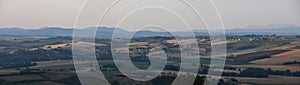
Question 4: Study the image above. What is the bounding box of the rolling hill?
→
[0,26,299,38]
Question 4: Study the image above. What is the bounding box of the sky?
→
[0,0,299,31]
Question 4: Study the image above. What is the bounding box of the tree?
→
[239,68,268,78]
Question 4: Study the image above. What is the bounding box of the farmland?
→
[0,35,299,85]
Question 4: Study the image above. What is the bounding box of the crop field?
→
[236,75,300,85]
[0,35,300,85]
[230,65,300,71]
[0,74,44,82]
[251,50,300,65]
[31,60,73,68]
[234,50,290,62]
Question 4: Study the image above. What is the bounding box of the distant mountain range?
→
[225,26,300,35]
[0,26,299,38]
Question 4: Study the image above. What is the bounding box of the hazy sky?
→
[0,0,299,30]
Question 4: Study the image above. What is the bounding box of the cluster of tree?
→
[224,66,240,71]
[54,76,81,85]
[198,69,240,77]
[295,46,300,49]
[145,74,206,85]
[283,61,300,65]
[198,68,268,78]
[221,72,239,77]
[239,68,268,77]
[239,68,300,77]
[164,65,179,71]
[219,78,239,85]
[265,68,300,77]
[0,48,72,69]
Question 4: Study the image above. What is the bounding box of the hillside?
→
[1,26,300,38]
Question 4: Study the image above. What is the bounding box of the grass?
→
[227,40,293,53]
[225,60,249,65]
[258,40,293,50]
[0,74,44,82]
